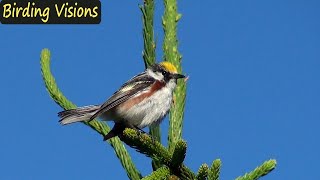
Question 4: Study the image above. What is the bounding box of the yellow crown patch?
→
[160,62,178,74]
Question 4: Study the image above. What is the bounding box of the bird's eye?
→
[162,71,168,76]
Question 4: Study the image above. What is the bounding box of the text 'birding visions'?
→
[0,0,101,24]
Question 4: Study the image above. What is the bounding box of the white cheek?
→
[147,69,163,80]
[167,79,177,91]
[156,72,164,80]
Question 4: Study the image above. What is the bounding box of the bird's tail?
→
[58,105,101,125]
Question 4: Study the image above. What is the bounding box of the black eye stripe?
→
[150,64,170,76]
[162,70,168,76]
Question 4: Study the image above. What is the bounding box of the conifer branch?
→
[171,140,187,168]
[168,175,180,180]
[208,159,221,180]
[142,166,171,180]
[162,0,187,154]
[196,164,209,180]
[235,159,277,180]
[40,49,142,180]
[120,128,195,179]
[140,0,156,68]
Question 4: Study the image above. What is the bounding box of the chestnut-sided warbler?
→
[58,62,185,140]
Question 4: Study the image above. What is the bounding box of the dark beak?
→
[172,73,185,79]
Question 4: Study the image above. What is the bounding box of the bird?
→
[58,62,185,141]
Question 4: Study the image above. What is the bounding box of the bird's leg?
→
[133,125,148,134]
[134,125,159,144]
[132,125,161,144]
[120,123,144,137]
[130,125,146,138]
[131,125,155,142]
[102,122,160,143]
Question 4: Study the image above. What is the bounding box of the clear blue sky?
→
[1,0,319,179]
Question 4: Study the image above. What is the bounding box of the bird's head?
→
[148,62,185,82]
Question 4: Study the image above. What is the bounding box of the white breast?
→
[116,80,176,128]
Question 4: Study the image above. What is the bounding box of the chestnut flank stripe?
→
[119,81,165,110]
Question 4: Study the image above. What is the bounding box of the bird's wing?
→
[89,72,155,120]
